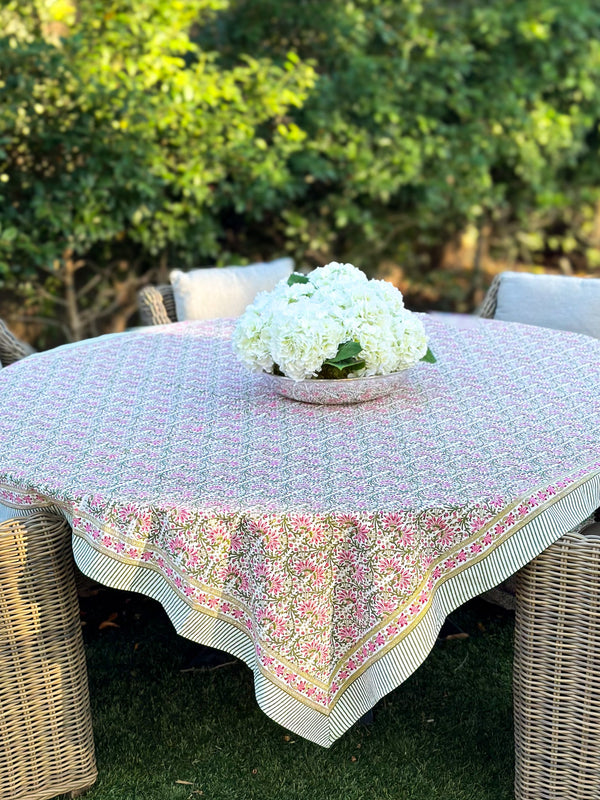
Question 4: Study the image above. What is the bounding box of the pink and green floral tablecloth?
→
[0,316,599,746]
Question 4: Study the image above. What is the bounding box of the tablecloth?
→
[0,316,599,746]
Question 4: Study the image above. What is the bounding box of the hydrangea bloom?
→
[233,262,428,381]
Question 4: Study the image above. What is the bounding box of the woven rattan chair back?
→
[0,319,34,368]
[476,274,501,319]
[137,285,178,326]
[477,272,600,798]
[0,513,97,799]
[477,272,600,335]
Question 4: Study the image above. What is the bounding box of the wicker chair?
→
[514,519,600,800]
[0,318,34,368]
[476,271,600,798]
[477,270,600,336]
[476,272,502,319]
[0,326,98,797]
[0,513,97,799]
[137,258,295,325]
[137,285,178,326]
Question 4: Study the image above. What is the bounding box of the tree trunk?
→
[62,251,84,342]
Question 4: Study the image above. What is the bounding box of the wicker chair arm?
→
[0,318,35,368]
[137,285,178,325]
[476,274,501,318]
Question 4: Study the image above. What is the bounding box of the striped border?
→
[68,469,600,747]
[0,501,63,523]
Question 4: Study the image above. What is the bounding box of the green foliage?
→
[1,0,600,341]
[208,0,600,274]
[0,0,315,339]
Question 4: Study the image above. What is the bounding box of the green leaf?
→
[321,357,366,373]
[421,347,437,363]
[320,340,365,376]
[287,273,309,285]
[329,340,362,362]
[0,227,17,243]
[317,358,366,379]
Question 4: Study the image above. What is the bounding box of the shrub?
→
[2,0,600,342]
[0,0,315,341]
[207,0,600,290]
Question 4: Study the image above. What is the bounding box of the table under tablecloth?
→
[0,316,599,746]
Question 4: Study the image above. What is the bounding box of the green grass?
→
[67,591,515,800]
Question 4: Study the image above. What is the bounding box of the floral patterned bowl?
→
[260,370,410,405]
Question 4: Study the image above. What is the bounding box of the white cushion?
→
[170,258,294,321]
[494,271,600,339]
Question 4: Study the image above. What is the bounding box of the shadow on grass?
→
[67,590,514,800]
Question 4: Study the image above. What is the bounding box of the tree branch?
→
[36,287,68,307]
[12,314,73,341]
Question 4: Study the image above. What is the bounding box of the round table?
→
[0,316,599,747]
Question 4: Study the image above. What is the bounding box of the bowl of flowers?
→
[232,262,434,404]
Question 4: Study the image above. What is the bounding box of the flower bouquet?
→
[233,262,433,404]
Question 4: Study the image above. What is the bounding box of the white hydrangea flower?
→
[231,307,274,373]
[308,262,368,291]
[232,262,429,381]
[284,281,316,302]
[391,311,428,368]
[264,299,347,380]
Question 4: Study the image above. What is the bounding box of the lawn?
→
[62,589,515,800]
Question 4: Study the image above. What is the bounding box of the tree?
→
[203,0,600,299]
[0,0,315,341]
